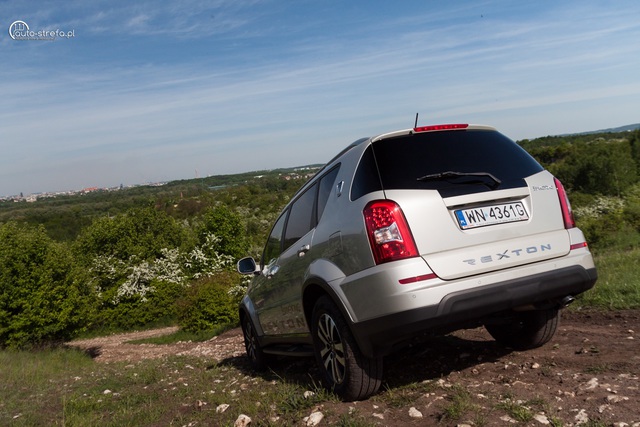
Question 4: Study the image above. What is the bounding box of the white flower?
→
[93,231,236,304]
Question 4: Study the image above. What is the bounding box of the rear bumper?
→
[349,265,597,358]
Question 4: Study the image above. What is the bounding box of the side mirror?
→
[237,257,259,275]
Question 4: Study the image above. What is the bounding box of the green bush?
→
[198,205,249,259]
[549,139,637,196]
[90,280,184,331]
[623,184,640,231]
[0,222,90,348]
[574,196,626,247]
[176,271,240,332]
[74,206,192,264]
[68,204,240,333]
[72,207,200,332]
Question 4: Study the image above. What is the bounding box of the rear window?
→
[356,129,543,198]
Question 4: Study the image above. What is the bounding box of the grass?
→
[495,398,534,422]
[0,348,353,426]
[439,385,478,421]
[584,363,613,374]
[575,247,640,309]
[0,347,95,425]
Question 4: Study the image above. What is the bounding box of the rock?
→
[303,391,315,399]
[234,414,251,427]
[436,378,452,388]
[606,394,629,403]
[216,403,230,413]
[574,409,589,425]
[580,378,599,391]
[305,411,324,426]
[408,407,423,418]
[534,413,550,424]
[500,415,517,423]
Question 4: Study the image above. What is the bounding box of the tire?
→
[485,308,560,350]
[241,314,268,371]
[311,296,382,401]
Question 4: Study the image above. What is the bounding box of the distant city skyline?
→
[1,1,639,197]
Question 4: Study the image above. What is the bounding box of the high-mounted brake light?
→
[554,177,576,229]
[363,200,418,264]
[413,124,469,133]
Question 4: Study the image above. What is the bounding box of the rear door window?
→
[283,183,317,250]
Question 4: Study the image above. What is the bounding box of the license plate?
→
[455,202,529,230]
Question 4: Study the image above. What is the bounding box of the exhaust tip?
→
[559,296,575,308]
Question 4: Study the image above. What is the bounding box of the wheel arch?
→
[302,278,370,356]
[238,295,265,337]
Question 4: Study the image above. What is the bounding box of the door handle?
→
[266,264,280,278]
[297,244,310,257]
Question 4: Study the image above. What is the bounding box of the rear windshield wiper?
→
[417,171,502,189]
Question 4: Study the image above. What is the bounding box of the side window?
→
[317,165,340,221]
[262,212,287,267]
[283,183,317,250]
[351,146,382,200]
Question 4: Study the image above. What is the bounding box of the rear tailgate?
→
[387,171,570,280]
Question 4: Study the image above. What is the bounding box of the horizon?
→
[3,121,640,199]
[2,1,640,197]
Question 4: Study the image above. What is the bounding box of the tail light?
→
[554,177,575,229]
[363,200,418,264]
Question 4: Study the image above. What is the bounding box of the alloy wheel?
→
[317,313,346,384]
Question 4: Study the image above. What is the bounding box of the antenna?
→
[414,113,419,128]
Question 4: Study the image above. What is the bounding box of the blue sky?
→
[1,1,639,197]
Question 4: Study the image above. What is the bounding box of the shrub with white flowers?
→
[90,232,234,304]
[574,196,625,220]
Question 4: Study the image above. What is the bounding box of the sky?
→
[1,1,639,197]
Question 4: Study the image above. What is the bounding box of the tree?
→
[552,139,637,196]
[630,129,640,174]
[74,206,191,263]
[198,205,249,260]
[0,222,90,348]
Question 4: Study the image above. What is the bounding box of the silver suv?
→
[237,123,597,401]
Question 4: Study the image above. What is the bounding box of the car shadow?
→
[215,331,513,393]
[381,333,512,389]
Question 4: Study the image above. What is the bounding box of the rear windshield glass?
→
[369,129,543,198]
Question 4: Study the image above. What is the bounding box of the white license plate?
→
[455,202,529,230]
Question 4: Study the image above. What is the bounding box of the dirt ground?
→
[68,309,640,426]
